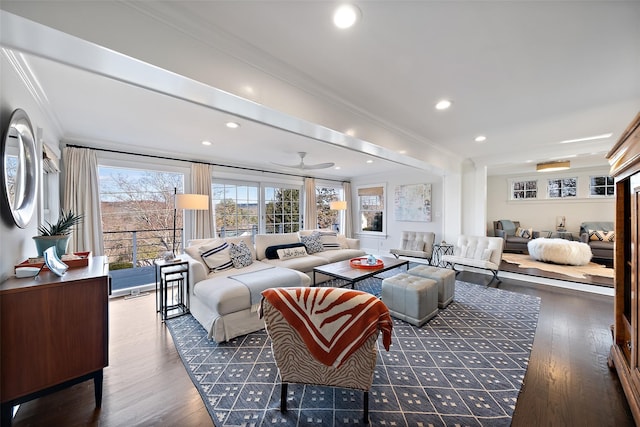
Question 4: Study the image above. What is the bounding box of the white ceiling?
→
[1,1,639,179]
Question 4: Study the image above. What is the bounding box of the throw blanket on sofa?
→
[261,287,392,368]
[230,267,303,312]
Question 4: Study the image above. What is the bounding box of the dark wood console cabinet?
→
[607,112,640,424]
[0,256,109,426]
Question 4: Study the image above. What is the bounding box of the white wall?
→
[0,53,62,282]
[351,168,445,255]
[486,166,614,236]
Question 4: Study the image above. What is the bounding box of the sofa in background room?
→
[579,221,614,263]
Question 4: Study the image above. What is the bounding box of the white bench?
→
[441,235,504,285]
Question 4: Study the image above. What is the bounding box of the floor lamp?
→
[329,200,347,232]
[173,189,210,257]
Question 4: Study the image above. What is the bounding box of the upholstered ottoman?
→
[381,273,438,327]
[527,238,592,266]
[406,265,455,308]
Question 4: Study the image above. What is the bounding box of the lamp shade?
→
[329,200,347,210]
[175,193,209,210]
[536,160,570,172]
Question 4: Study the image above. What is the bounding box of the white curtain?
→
[62,146,104,255]
[343,181,353,238]
[304,177,317,230]
[190,163,214,240]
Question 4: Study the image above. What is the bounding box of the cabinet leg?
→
[94,370,103,408]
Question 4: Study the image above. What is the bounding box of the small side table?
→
[155,259,189,321]
[431,243,454,268]
[553,231,574,241]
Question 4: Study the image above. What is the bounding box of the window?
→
[212,182,259,238]
[548,177,577,198]
[357,184,385,233]
[589,175,614,196]
[511,180,538,199]
[316,185,343,232]
[264,185,301,233]
[98,166,184,293]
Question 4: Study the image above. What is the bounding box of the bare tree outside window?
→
[99,167,184,269]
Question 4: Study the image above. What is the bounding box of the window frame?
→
[356,183,386,235]
[588,175,614,198]
[547,177,578,199]
[510,179,538,200]
[263,183,302,234]
[212,180,260,238]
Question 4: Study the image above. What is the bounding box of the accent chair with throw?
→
[260,287,392,424]
[494,220,543,253]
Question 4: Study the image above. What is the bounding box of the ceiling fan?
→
[271,152,335,170]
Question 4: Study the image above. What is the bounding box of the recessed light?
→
[366,159,373,164]
[226,122,240,129]
[335,166,341,170]
[474,135,487,143]
[201,140,212,146]
[560,133,612,144]
[398,150,407,154]
[333,4,360,29]
[435,99,452,110]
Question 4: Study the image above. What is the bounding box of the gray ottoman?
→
[381,273,438,327]
[407,265,455,308]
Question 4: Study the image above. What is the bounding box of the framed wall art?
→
[393,183,431,222]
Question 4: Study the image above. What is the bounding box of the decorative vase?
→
[33,235,70,257]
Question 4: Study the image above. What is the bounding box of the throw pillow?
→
[200,239,233,272]
[319,230,340,250]
[277,246,308,260]
[300,232,324,254]
[265,243,306,259]
[229,241,253,269]
[336,234,349,249]
[515,227,533,239]
[589,229,615,242]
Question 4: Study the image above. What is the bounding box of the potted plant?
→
[33,210,84,257]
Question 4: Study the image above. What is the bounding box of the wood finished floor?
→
[9,272,634,427]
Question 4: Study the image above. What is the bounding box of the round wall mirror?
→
[1,108,38,228]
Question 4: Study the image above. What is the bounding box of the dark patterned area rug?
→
[166,273,540,426]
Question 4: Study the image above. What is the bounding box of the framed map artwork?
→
[393,183,431,222]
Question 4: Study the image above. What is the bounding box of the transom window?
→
[548,177,577,198]
[511,180,538,200]
[589,175,614,197]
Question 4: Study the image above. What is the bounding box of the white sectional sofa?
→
[181,231,365,343]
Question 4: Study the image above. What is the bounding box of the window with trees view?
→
[212,182,259,238]
[99,167,184,269]
[316,186,343,232]
[548,177,577,198]
[589,175,614,197]
[264,186,301,233]
[511,180,538,199]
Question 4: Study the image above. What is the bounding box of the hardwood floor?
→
[9,273,634,426]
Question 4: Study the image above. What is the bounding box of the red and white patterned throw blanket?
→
[261,287,392,368]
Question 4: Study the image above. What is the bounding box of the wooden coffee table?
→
[313,256,409,288]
